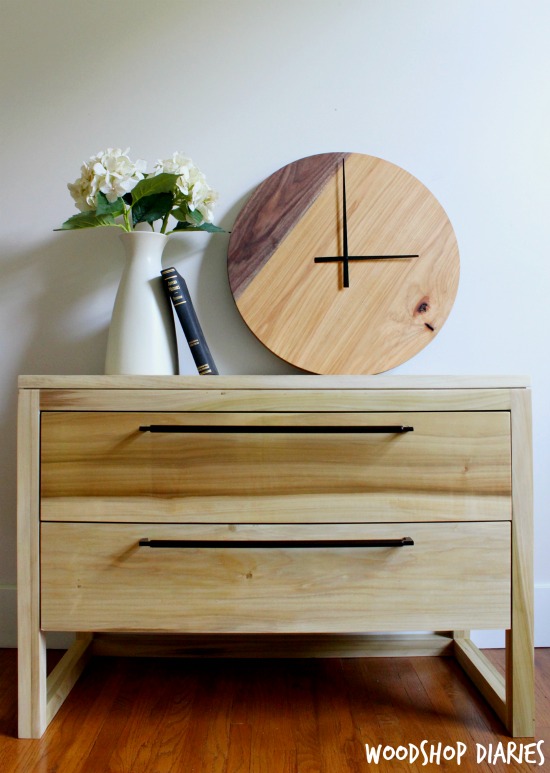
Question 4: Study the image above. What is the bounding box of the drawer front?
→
[41,522,511,633]
[40,411,511,523]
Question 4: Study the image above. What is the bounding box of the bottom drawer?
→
[40,522,510,633]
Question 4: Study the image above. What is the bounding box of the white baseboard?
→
[0,586,74,649]
[0,586,16,648]
[472,583,550,649]
[2,584,549,650]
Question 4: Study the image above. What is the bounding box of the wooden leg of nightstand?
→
[452,627,534,737]
[46,633,93,727]
[455,388,535,738]
[453,636,506,726]
[17,628,47,738]
[507,388,535,737]
[452,630,469,639]
[17,388,47,738]
[506,627,535,737]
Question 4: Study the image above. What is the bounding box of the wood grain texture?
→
[227,153,460,374]
[16,389,46,739]
[90,632,455,658]
[508,388,535,736]
[1,649,548,773]
[40,410,511,523]
[228,153,349,297]
[454,637,506,726]
[16,377,533,739]
[19,374,530,390]
[37,386,516,412]
[46,634,93,727]
[40,521,511,633]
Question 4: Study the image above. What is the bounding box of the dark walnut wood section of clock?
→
[227,152,460,374]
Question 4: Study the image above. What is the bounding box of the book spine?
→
[161,267,219,375]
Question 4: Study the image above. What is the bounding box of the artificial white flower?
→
[67,161,100,212]
[188,172,219,224]
[67,148,146,211]
[154,151,218,225]
[93,148,146,203]
[61,147,221,233]
[154,151,194,194]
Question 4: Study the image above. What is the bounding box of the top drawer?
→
[40,411,511,523]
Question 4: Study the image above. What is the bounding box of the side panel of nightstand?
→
[17,388,92,739]
[17,388,46,738]
[508,388,535,736]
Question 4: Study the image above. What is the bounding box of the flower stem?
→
[122,206,132,232]
[160,212,171,235]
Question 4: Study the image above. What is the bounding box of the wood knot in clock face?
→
[227,152,460,374]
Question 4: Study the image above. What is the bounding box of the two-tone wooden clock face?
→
[227,152,460,374]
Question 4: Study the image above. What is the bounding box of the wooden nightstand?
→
[17,375,534,738]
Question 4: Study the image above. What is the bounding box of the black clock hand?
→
[314,254,419,262]
[341,158,350,288]
[314,157,419,281]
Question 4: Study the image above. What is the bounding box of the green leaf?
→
[96,191,125,218]
[132,192,174,226]
[129,173,179,206]
[172,220,225,233]
[54,212,124,230]
[171,206,196,223]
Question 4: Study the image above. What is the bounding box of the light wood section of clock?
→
[232,153,459,374]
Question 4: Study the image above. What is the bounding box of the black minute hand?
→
[341,158,350,288]
[313,157,420,284]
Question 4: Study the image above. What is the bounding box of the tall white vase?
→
[105,231,179,375]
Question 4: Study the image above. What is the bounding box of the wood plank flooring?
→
[0,648,548,772]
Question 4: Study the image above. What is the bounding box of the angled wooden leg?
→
[454,636,506,726]
[454,388,534,737]
[46,633,93,727]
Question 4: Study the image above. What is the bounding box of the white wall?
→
[1,1,548,647]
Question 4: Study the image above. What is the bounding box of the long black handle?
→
[139,425,414,434]
[138,537,414,549]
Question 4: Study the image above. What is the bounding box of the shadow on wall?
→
[3,228,124,379]
[0,227,123,602]
[0,196,299,600]
[192,191,302,377]
[3,189,301,390]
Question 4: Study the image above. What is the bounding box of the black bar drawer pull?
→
[138,537,414,549]
[139,425,414,434]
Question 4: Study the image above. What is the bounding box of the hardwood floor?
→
[0,648,548,772]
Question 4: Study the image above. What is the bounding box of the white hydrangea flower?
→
[67,148,146,211]
[154,151,218,224]
[154,151,194,195]
[67,161,99,212]
[188,170,219,224]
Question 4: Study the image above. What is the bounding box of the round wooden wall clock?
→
[227,152,460,374]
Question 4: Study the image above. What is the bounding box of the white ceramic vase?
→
[104,231,179,375]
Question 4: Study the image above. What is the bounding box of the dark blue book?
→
[161,267,219,375]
